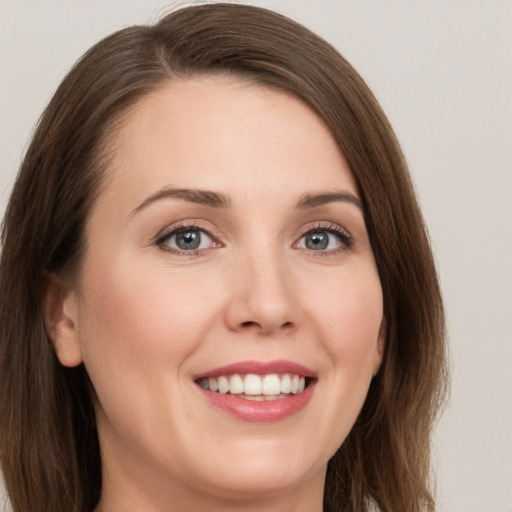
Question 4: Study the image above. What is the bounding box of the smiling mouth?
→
[196,373,311,401]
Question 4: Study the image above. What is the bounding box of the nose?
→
[224,246,299,336]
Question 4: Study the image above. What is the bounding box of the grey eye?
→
[162,228,214,251]
[177,230,202,250]
[297,230,343,251]
[304,232,329,250]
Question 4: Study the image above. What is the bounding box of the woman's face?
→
[53,77,384,509]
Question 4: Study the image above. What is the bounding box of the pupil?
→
[306,232,328,250]
[177,230,200,250]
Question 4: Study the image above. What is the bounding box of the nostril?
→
[240,320,295,334]
[240,321,259,329]
[238,320,295,332]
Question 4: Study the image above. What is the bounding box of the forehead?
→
[99,76,358,208]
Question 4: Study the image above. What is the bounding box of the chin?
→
[205,469,314,501]
[193,445,326,500]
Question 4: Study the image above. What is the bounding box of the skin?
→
[47,77,385,512]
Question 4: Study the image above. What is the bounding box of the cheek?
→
[307,267,383,373]
[75,259,220,391]
[74,259,225,453]
[291,265,383,457]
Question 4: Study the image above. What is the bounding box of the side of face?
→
[46,76,384,507]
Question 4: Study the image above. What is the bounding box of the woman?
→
[0,3,447,511]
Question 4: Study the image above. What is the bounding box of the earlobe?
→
[372,318,386,376]
[43,274,83,367]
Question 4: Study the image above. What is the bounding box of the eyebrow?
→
[295,191,364,211]
[131,187,232,216]
[131,187,363,217]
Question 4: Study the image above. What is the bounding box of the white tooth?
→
[280,373,292,393]
[291,375,299,394]
[229,374,244,394]
[208,377,219,392]
[244,395,265,401]
[265,394,279,400]
[199,378,209,389]
[262,374,280,395]
[244,374,262,395]
[218,376,229,394]
[298,376,306,393]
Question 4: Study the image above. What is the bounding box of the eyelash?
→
[155,222,353,256]
[295,222,354,257]
[156,222,219,256]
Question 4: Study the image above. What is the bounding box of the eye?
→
[296,226,352,252]
[158,225,216,252]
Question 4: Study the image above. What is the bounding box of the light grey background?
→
[1,1,511,511]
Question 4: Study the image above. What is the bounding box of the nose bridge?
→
[225,238,298,335]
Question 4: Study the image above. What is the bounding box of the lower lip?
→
[197,381,316,422]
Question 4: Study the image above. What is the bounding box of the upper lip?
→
[194,360,317,380]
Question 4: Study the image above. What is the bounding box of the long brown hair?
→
[0,3,447,511]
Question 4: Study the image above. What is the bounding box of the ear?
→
[43,274,83,367]
[372,317,386,377]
